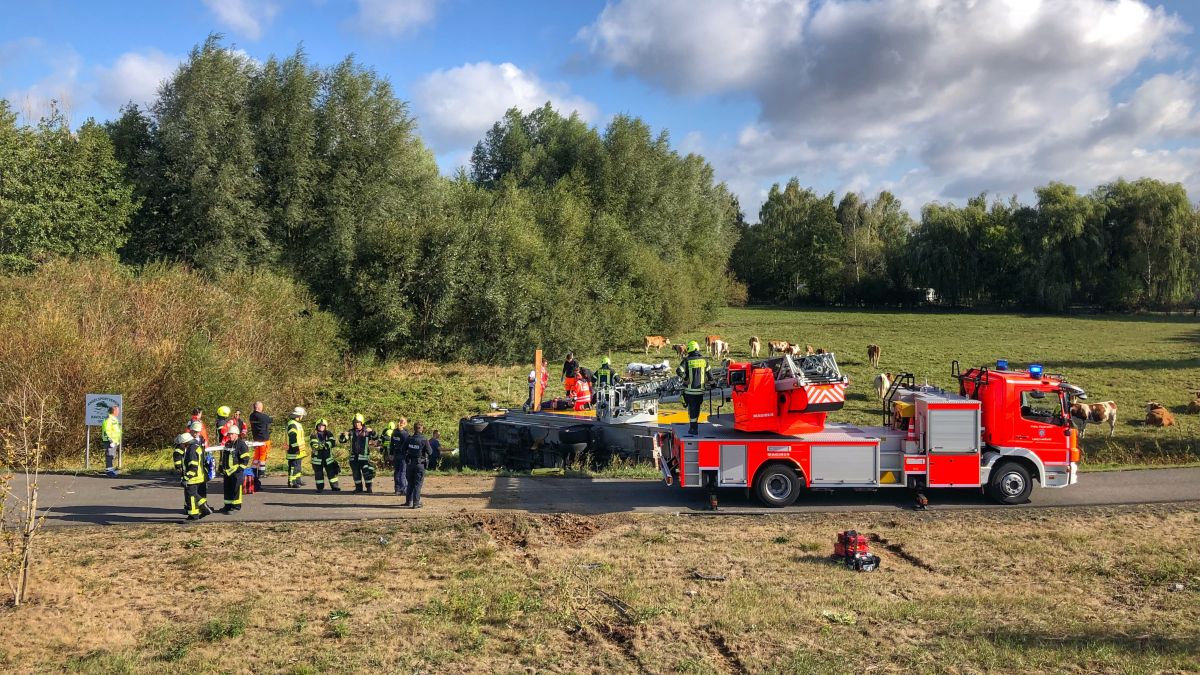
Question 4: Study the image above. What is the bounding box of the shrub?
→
[0,258,342,462]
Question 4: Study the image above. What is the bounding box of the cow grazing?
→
[784,344,803,356]
[1068,400,1118,438]
[673,343,687,357]
[768,340,790,356]
[749,336,761,358]
[867,344,881,368]
[710,339,730,360]
[1145,402,1175,428]
[705,335,721,352]
[873,372,893,400]
[643,335,671,354]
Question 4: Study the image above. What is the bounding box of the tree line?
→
[732,178,1200,312]
[0,35,739,361]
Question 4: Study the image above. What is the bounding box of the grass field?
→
[3,504,1197,673]
[106,307,1200,473]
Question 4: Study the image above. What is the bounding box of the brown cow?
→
[643,335,671,354]
[748,336,761,358]
[867,344,881,368]
[673,343,687,357]
[704,335,721,351]
[784,344,803,356]
[1145,402,1175,428]
[768,340,790,356]
[873,372,893,400]
[1070,400,1117,438]
[814,347,826,355]
[1187,395,1200,414]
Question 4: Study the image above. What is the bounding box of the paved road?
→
[10,467,1199,527]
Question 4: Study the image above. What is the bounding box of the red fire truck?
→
[655,354,1084,507]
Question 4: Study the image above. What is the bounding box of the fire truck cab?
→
[657,355,1083,507]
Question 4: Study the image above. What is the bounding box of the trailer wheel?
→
[754,464,801,508]
[986,461,1032,505]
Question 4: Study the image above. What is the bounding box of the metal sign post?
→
[534,349,543,410]
[84,394,123,470]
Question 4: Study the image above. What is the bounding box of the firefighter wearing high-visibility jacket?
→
[181,432,213,520]
[595,358,618,387]
[286,407,308,488]
[309,419,341,493]
[219,426,251,513]
[677,341,711,435]
[340,414,377,493]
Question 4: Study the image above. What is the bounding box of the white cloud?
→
[3,41,82,124]
[348,0,437,37]
[411,61,598,151]
[94,49,177,110]
[202,0,279,40]
[582,0,1200,215]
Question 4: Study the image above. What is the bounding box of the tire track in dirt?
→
[703,625,749,675]
[868,533,935,572]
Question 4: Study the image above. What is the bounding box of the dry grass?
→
[2,504,1198,673]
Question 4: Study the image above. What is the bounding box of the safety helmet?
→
[189,421,203,433]
[292,406,306,418]
[226,426,240,436]
[603,357,611,365]
[386,421,396,430]
[528,370,536,380]
[353,413,365,424]
[687,340,699,352]
[217,405,231,417]
[175,433,193,445]
[316,418,328,428]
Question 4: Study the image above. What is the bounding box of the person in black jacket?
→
[309,419,341,493]
[403,421,433,508]
[339,414,377,493]
[218,426,251,513]
[248,402,272,490]
[390,417,410,496]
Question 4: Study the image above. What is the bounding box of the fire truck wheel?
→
[986,461,1033,505]
[754,464,801,508]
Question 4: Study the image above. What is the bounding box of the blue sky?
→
[3,0,1200,218]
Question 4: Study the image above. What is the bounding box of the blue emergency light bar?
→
[996,359,1008,371]
[1029,364,1044,378]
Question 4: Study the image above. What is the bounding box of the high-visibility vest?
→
[573,379,592,410]
[101,414,122,445]
[183,442,206,485]
[680,353,709,394]
[287,419,307,459]
[596,365,614,386]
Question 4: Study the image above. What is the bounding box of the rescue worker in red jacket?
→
[218,425,251,513]
[188,408,209,447]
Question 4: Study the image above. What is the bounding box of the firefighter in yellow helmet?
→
[676,340,711,435]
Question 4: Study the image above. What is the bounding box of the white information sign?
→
[85,394,123,426]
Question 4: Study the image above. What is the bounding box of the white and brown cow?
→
[1069,400,1117,438]
[768,340,790,356]
[873,372,893,400]
[749,336,761,358]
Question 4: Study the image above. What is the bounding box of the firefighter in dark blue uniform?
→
[218,426,251,513]
[677,340,711,435]
[309,419,341,493]
[340,414,377,493]
[403,422,432,508]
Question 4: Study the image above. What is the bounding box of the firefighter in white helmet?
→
[285,407,307,488]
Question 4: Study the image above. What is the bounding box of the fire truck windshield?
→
[1020,389,1065,424]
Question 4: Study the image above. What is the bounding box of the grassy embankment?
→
[114,307,1200,475]
[3,504,1197,673]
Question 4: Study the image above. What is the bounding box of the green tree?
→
[153,34,268,267]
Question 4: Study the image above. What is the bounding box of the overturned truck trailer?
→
[458,369,732,470]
